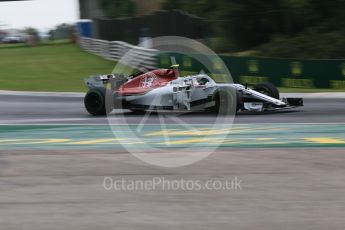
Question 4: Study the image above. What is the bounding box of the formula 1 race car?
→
[84,65,303,116]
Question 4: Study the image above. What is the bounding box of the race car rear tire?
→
[253,82,279,99]
[84,88,111,116]
[213,88,238,115]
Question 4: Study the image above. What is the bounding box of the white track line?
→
[282,92,345,99]
[0,90,84,97]
[1,122,345,126]
[1,90,345,98]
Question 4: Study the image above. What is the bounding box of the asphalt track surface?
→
[0,91,344,124]
[1,91,345,230]
[1,148,345,230]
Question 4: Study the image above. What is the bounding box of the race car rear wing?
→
[85,74,127,90]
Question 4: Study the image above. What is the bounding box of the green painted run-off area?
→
[0,124,345,149]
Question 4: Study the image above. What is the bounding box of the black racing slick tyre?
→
[213,88,238,115]
[84,88,112,116]
[253,82,280,99]
[130,109,146,114]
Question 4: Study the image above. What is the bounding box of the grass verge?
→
[0,42,115,92]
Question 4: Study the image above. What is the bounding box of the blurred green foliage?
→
[23,27,39,37]
[257,30,345,58]
[48,24,74,40]
[101,0,135,18]
[162,0,345,58]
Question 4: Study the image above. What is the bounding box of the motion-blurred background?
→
[77,0,345,58]
[1,0,345,91]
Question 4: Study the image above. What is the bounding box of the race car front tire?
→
[213,88,238,115]
[253,82,280,99]
[84,88,112,116]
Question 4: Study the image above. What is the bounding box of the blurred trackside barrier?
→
[77,37,345,89]
[78,37,158,69]
[158,53,345,89]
